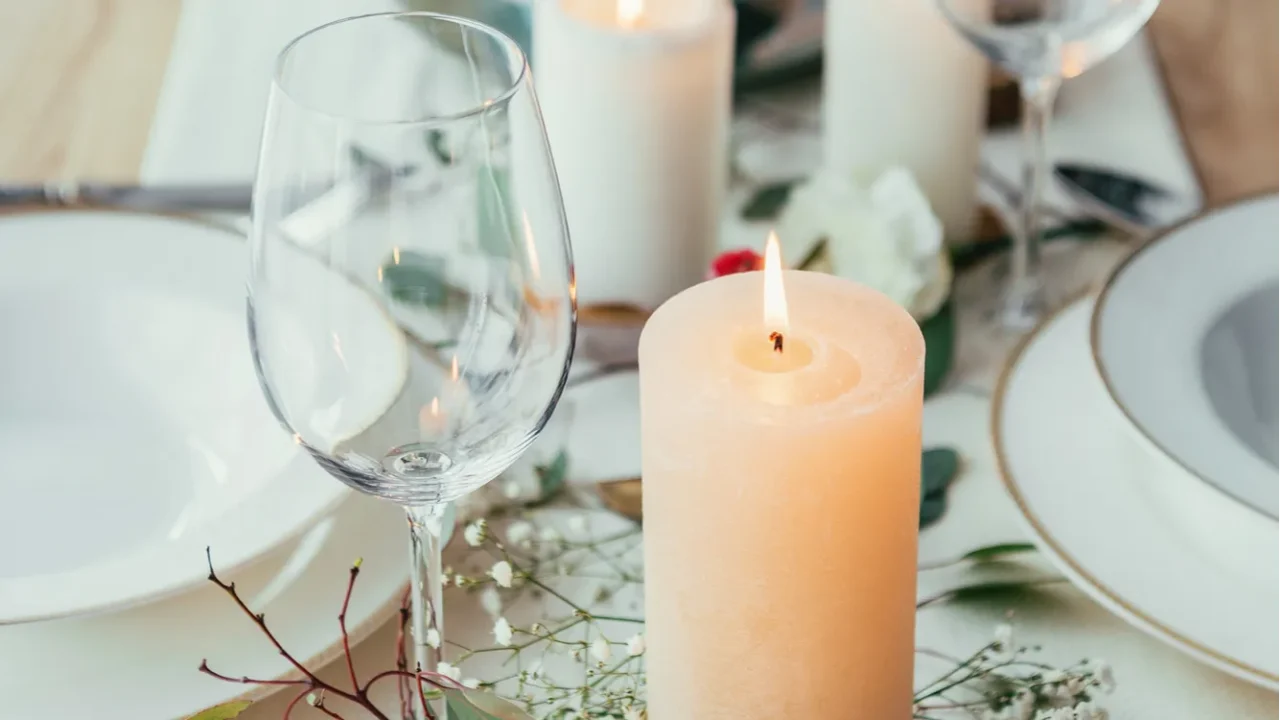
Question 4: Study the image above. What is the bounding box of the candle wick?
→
[770,331,784,354]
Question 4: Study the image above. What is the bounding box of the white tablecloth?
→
[142,2,1274,718]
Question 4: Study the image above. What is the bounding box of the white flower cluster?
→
[775,167,952,320]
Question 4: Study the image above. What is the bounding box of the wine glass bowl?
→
[935,0,1160,329]
[939,0,1160,80]
[246,12,575,714]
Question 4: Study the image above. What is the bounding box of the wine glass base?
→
[384,443,454,478]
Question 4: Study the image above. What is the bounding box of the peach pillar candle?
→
[639,236,925,718]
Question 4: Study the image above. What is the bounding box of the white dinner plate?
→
[1092,194,1279,520]
[0,491,407,720]
[0,209,401,623]
[994,295,1279,689]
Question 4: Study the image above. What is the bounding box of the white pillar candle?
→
[822,0,988,242]
[640,235,925,717]
[534,0,735,310]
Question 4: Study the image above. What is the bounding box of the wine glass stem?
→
[406,503,448,720]
[1006,74,1062,329]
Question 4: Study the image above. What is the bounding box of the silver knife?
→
[0,180,254,212]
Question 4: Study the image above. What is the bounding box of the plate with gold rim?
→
[993,295,1279,689]
[0,491,407,720]
[0,209,404,623]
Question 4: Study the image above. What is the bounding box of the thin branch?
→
[197,659,307,687]
[282,689,313,720]
[338,562,361,693]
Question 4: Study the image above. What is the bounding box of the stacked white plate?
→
[994,194,1280,689]
[0,210,409,719]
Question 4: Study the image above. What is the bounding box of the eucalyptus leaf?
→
[962,542,1036,562]
[185,701,252,720]
[920,300,954,397]
[381,251,469,308]
[795,237,828,271]
[740,180,797,220]
[427,129,451,164]
[477,166,518,259]
[448,688,536,719]
[531,450,569,505]
[919,494,948,529]
[917,578,1067,610]
[921,447,960,497]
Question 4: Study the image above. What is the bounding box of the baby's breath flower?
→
[503,480,523,500]
[1071,701,1106,720]
[1065,676,1087,697]
[1009,690,1035,720]
[464,519,488,547]
[538,526,562,544]
[590,637,612,664]
[490,560,514,588]
[993,622,1015,659]
[425,627,441,649]
[1090,659,1116,693]
[493,616,513,646]
[507,520,535,547]
[437,662,461,682]
[626,633,646,656]
[479,586,503,617]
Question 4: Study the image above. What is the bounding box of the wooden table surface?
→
[0,0,180,182]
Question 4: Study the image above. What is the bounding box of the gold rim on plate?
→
[1089,193,1279,522]
[992,291,1278,687]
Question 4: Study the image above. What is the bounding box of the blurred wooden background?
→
[0,0,1275,203]
[0,1,179,181]
[1150,0,1280,206]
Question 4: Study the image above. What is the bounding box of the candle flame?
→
[763,231,789,334]
[450,356,460,383]
[618,0,642,27]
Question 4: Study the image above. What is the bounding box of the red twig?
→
[395,587,413,719]
[197,659,306,687]
[282,689,312,719]
[339,562,361,692]
[417,674,431,719]
[201,548,394,720]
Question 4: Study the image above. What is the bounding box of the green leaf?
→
[961,542,1037,562]
[920,300,954,397]
[917,578,1067,609]
[446,688,535,719]
[427,129,451,165]
[919,494,948,528]
[795,237,829,271]
[532,450,569,504]
[185,701,252,720]
[740,180,798,220]
[381,251,469,308]
[921,447,960,497]
[476,166,517,259]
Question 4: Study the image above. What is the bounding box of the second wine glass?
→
[937,0,1160,329]
[247,11,575,716]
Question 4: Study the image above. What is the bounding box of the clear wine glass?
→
[936,0,1160,329]
[247,12,575,716]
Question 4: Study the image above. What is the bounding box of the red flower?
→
[707,248,765,279]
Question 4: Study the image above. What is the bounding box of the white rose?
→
[775,167,951,320]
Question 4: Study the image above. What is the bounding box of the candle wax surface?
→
[558,0,717,32]
[639,269,925,718]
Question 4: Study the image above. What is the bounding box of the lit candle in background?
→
[533,0,735,311]
[639,237,925,718]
